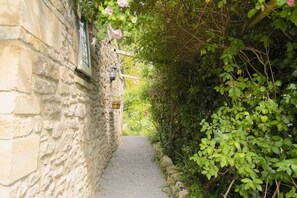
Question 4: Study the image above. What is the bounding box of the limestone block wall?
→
[0,0,124,197]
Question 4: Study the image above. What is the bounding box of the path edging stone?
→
[152,142,190,198]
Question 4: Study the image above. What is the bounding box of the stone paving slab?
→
[97,136,167,198]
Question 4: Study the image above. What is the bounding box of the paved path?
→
[97,136,167,198]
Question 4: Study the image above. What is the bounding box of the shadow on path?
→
[97,136,167,198]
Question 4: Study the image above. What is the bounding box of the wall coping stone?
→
[41,0,72,29]
[0,26,21,40]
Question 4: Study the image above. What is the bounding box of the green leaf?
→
[260,115,268,123]
[118,13,126,22]
[241,178,252,183]
[131,17,137,24]
[259,36,270,48]
[218,1,224,8]
[248,8,257,18]
[220,156,227,167]
[284,138,292,146]
[98,6,104,12]
[220,72,233,81]
[276,0,287,6]
[271,120,279,125]
[291,164,297,175]
[277,123,283,131]
[272,147,280,154]
[290,9,297,26]
[254,179,263,184]
[256,184,263,191]
[234,142,241,151]
[286,187,297,198]
[259,86,266,92]
[97,31,107,40]
[275,80,282,87]
[275,140,283,147]
[228,87,242,99]
[200,48,207,56]
[287,167,292,175]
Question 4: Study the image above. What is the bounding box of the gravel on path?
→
[97,136,167,198]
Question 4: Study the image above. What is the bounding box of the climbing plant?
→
[79,0,138,39]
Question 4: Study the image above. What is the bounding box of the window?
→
[77,18,91,77]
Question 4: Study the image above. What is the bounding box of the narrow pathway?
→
[97,136,167,198]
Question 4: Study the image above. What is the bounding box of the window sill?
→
[74,75,93,90]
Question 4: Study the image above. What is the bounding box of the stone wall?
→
[0,0,124,197]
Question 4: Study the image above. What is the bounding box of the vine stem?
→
[264,179,268,198]
[265,48,276,99]
[218,168,231,176]
[223,179,235,198]
[272,180,281,198]
[291,177,297,189]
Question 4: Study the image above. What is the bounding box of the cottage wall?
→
[0,0,123,197]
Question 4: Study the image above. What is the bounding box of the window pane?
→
[80,21,90,68]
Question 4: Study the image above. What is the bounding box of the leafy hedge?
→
[80,0,297,196]
[132,0,297,197]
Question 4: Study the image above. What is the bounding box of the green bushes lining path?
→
[80,0,297,197]
[135,1,297,197]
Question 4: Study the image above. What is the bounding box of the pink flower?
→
[288,0,295,6]
[117,0,129,8]
[111,29,123,39]
[105,7,113,15]
[91,37,97,46]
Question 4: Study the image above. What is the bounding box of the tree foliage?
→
[130,0,297,197]
[80,0,297,196]
[122,57,155,136]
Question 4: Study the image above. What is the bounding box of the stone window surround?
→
[43,0,94,87]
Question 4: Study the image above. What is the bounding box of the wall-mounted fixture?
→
[112,100,121,109]
[110,65,117,82]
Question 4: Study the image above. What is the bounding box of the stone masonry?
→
[0,0,124,197]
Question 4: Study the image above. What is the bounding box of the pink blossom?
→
[91,37,97,46]
[288,0,295,6]
[117,0,129,8]
[111,29,123,39]
[105,7,113,15]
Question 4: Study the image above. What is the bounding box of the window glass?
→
[77,19,91,77]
